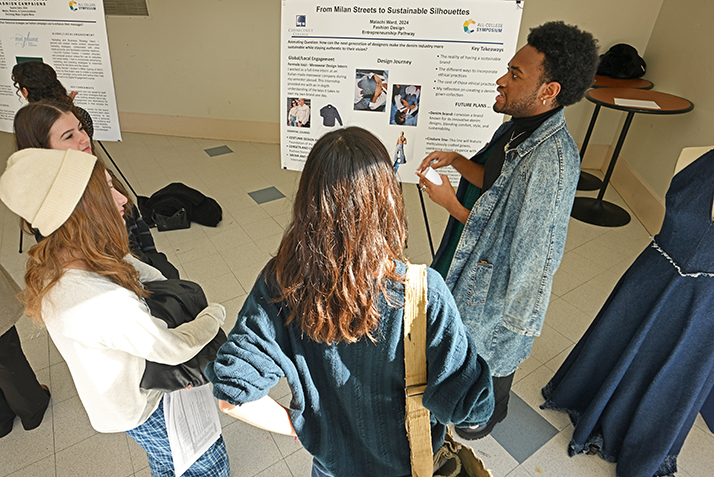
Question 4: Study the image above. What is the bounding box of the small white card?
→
[614,98,661,109]
[423,166,443,185]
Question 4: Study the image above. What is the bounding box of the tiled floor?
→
[0,129,712,476]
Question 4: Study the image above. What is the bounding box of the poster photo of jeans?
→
[353,69,388,112]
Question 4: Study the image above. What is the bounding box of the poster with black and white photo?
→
[0,1,121,141]
[281,0,523,184]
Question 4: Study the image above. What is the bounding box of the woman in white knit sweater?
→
[0,148,229,476]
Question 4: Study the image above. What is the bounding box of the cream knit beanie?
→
[0,148,97,236]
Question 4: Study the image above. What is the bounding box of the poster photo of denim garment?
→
[393,143,406,172]
[319,104,343,127]
[541,149,714,477]
[353,70,387,112]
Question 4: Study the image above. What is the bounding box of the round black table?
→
[578,75,654,191]
[571,87,693,227]
[592,75,654,89]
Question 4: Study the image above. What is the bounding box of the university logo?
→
[463,19,475,33]
[69,1,78,10]
[296,15,306,27]
[14,33,39,48]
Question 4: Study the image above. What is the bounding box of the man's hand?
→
[372,75,384,103]
[416,170,470,225]
[419,150,484,189]
[419,150,465,173]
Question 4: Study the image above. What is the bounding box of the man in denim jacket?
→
[417,22,599,440]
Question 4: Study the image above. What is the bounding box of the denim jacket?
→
[445,109,579,376]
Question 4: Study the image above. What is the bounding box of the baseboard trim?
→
[577,142,665,234]
[579,143,611,170]
[608,157,665,235]
[117,112,280,144]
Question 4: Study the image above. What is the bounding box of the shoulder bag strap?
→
[404,263,433,477]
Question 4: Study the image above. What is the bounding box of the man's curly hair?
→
[528,21,599,107]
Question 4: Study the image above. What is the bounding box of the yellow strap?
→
[404,264,432,477]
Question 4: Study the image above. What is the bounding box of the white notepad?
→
[614,98,661,109]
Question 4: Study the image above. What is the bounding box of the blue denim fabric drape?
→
[542,149,714,477]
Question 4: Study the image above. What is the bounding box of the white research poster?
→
[281,0,523,184]
[0,1,121,141]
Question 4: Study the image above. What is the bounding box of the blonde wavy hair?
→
[20,162,147,321]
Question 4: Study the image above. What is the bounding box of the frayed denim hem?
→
[540,382,678,477]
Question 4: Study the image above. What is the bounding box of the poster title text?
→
[315,6,470,15]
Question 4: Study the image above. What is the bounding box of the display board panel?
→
[281,0,523,184]
[0,1,121,141]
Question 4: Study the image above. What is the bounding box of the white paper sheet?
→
[164,384,222,477]
[614,98,661,109]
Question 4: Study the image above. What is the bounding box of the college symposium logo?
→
[69,1,97,11]
[463,19,475,33]
[296,15,306,27]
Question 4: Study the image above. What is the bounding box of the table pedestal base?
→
[571,197,631,227]
[577,172,603,191]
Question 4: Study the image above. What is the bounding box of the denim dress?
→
[542,149,714,477]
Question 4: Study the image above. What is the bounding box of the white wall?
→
[615,0,713,200]
[106,0,281,140]
[515,0,663,146]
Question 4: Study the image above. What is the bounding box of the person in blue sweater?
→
[205,126,494,477]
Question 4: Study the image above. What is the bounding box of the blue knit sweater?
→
[206,261,493,476]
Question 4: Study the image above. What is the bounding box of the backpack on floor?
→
[138,183,222,230]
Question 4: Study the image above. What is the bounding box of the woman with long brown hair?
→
[0,148,229,475]
[206,127,493,476]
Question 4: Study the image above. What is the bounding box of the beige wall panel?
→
[106,1,280,125]
[508,0,663,144]
[616,0,713,201]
